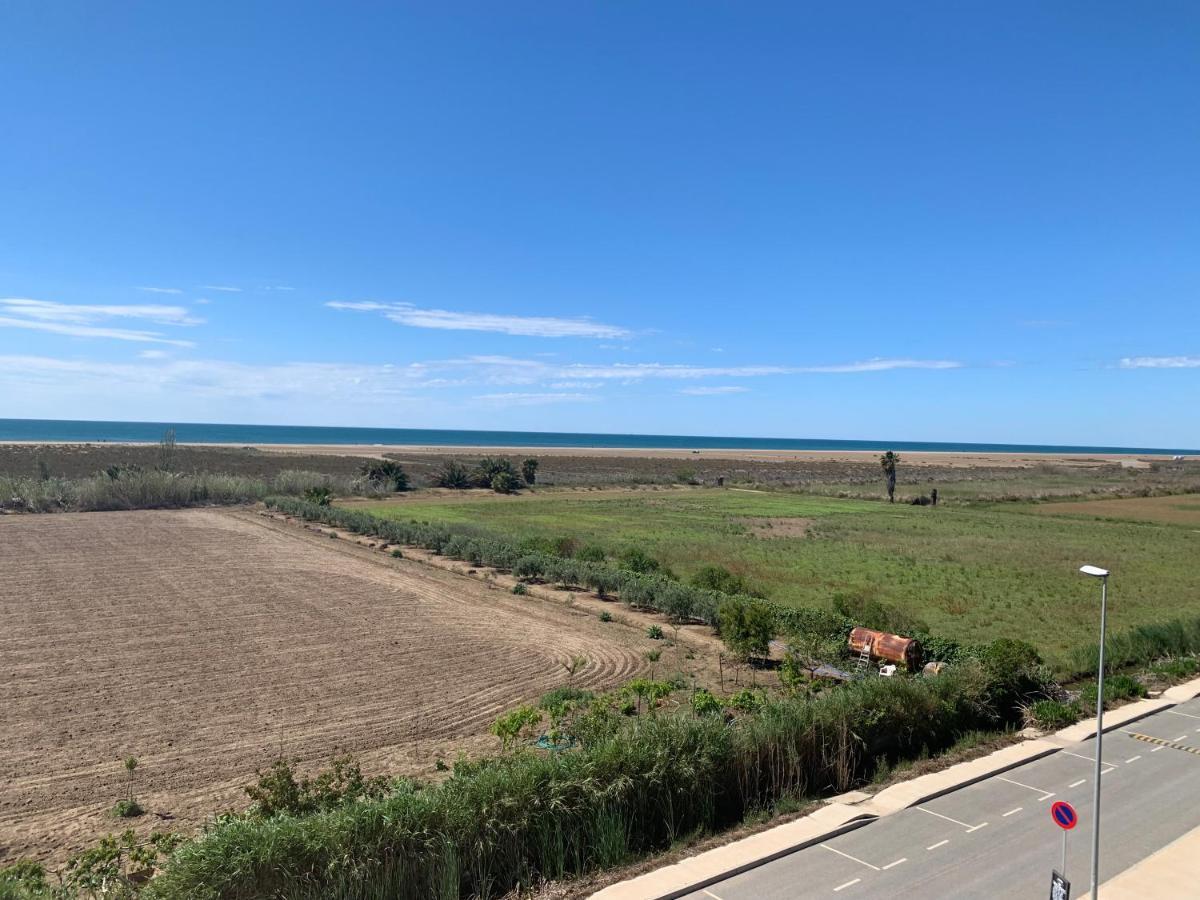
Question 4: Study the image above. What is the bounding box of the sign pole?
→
[1062,829,1067,878]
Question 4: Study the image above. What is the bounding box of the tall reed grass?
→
[0,470,387,513]
[147,669,996,900]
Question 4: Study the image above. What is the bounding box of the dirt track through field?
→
[0,509,647,863]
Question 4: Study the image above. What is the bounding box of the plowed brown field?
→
[0,508,648,863]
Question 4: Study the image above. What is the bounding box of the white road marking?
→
[1174,735,1188,742]
[916,808,975,829]
[1166,709,1200,720]
[927,839,950,851]
[967,822,990,833]
[820,844,880,871]
[1061,750,1118,767]
[881,858,907,870]
[833,879,861,892]
[701,890,724,900]
[1003,807,1023,817]
[1069,779,1086,788]
[1126,755,1142,763]
[1152,746,1165,752]
[997,775,1055,800]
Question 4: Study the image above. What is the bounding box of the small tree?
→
[113,756,143,818]
[717,596,776,661]
[521,457,539,485]
[489,705,542,750]
[880,451,900,503]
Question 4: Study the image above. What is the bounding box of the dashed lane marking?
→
[881,858,907,870]
[1003,807,1023,817]
[702,890,724,900]
[1127,731,1200,757]
[820,845,880,871]
[1126,755,1142,763]
[926,840,950,851]
[996,775,1055,800]
[1166,709,1200,720]
[1069,779,1086,788]
[833,879,861,892]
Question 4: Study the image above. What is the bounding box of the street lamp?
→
[1080,564,1109,897]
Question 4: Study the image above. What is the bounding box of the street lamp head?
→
[1080,564,1109,578]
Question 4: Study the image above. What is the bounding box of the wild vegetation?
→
[0,466,405,513]
[362,488,1200,662]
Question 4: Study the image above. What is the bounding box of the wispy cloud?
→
[139,349,170,359]
[0,355,423,400]
[1119,356,1200,369]
[474,392,599,406]
[679,385,750,395]
[0,298,202,346]
[202,285,242,292]
[328,301,631,339]
[795,358,962,373]
[1,299,202,326]
[445,355,961,383]
[136,286,183,295]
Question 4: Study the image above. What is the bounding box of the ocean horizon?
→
[0,418,1195,456]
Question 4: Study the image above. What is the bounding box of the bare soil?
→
[0,508,656,864]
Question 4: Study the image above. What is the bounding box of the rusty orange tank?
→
[848,626,923,671]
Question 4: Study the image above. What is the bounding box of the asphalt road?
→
[684,697,1200,899]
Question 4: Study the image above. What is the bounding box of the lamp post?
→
[1080,564,1109,897]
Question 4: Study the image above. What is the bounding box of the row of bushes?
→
[265,497,859,645]
[1065,615,1200,679]
[0,469,394,513]
[145,667,1006,899]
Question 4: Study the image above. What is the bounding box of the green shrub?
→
[1078,674,1147,714]
[538,687,594,712]
[575,544,607,563]
[0,859,48,896]
[433,460,473,489]
[391,548,404,558]
[1066,616,1200,679]
[303,486,333,506]
[646,625,664,640]
[112,799,144,818]
[489,705,542,750]
[521,458,539,485]
[511,582,528,595]
[599,610,613,622]
[1151,657,1200,679]
[1029,699,1081,730]
[691,689,722,717]
[616,547,662,575]
[245,756,390,819]
[491,471,521,494]
[691,565,753,597]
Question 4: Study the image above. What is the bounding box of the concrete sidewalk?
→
[1084,821,1200,899]
[592,674,1200,900]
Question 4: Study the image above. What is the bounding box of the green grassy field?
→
[362,488,1200,661]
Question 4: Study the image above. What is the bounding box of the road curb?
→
[590,673,1200,899]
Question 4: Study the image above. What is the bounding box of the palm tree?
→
[880,451,900,503]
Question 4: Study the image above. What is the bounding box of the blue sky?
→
[1,2,1197,446]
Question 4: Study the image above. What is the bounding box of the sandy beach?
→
[0,440,1181,468]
